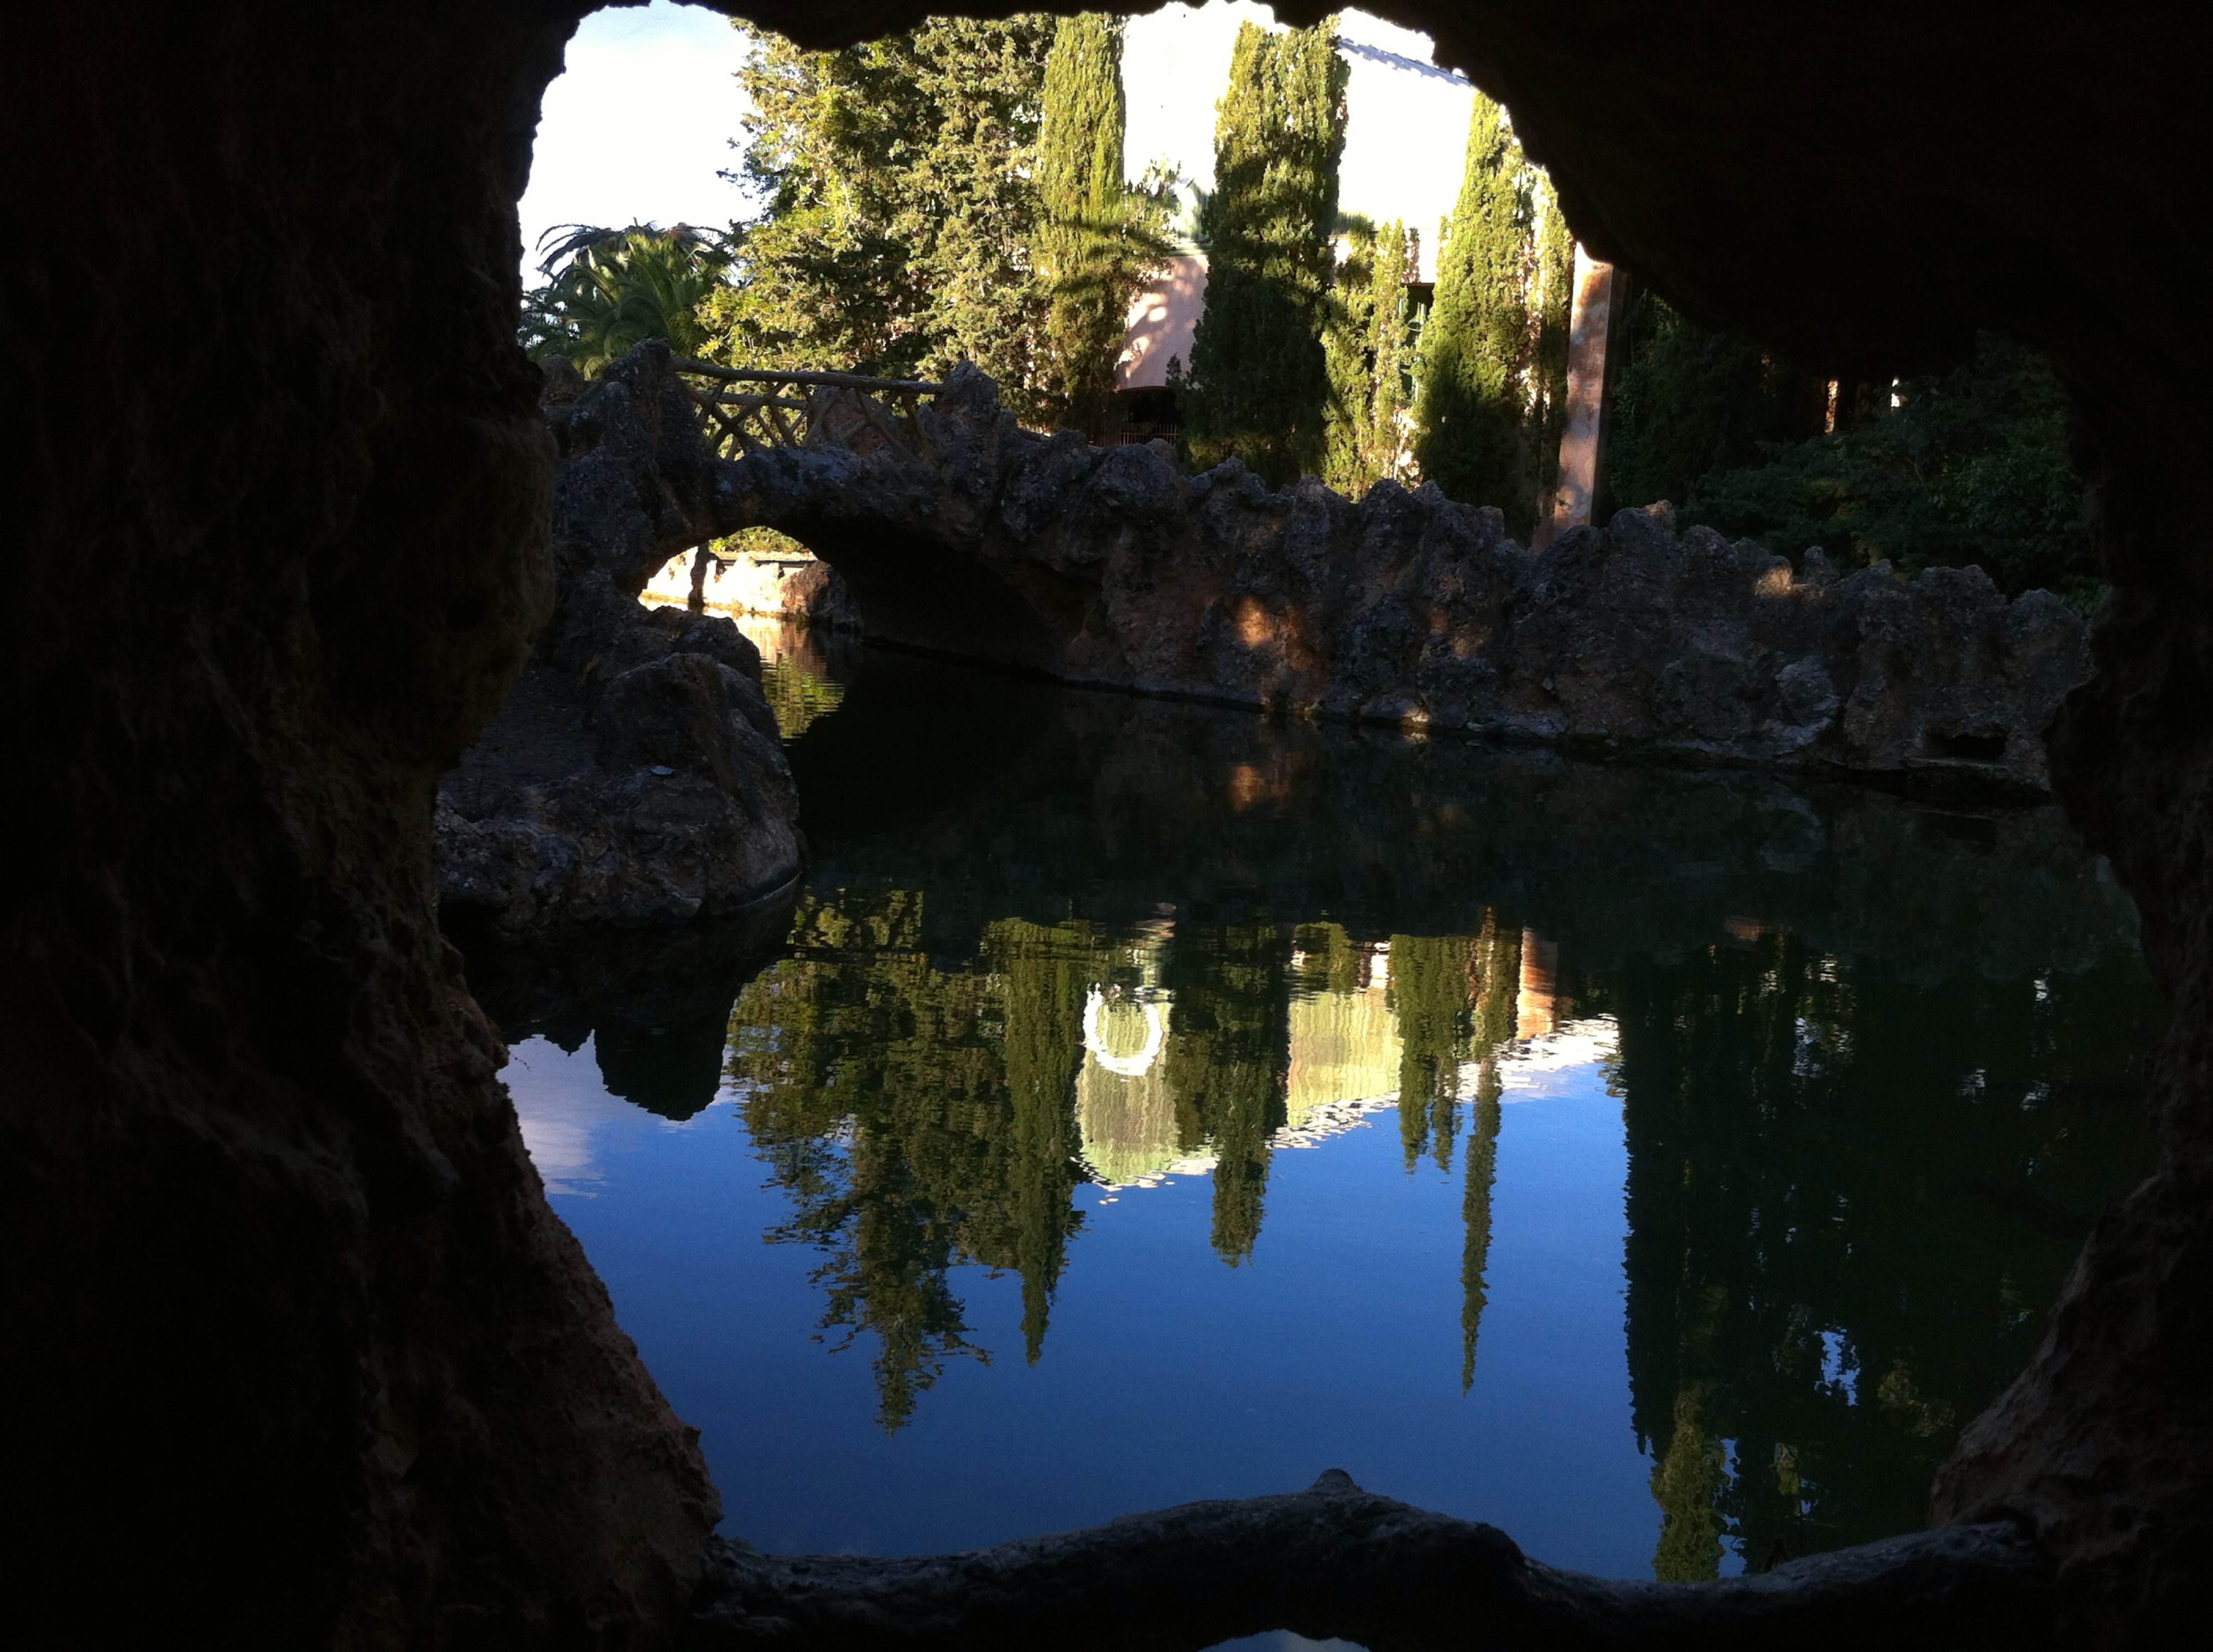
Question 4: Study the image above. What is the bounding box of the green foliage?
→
[1603,290,1826,518]
[755,656,846,744]
[1389,933,1470,1172]
[1607,298,2090,598]
[1184,19,1349,485]
[521,224,728,373]
[1323,218,1417,497]
[728,894,1092,1429]
[1689,334,2094,596]
[1525,189,1576,523]
[713,18,1057,419]
[1414,95,1533,526]
[1617,929,2159,1565]
[1035,15,1173,435]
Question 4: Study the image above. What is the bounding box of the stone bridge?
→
[549,342,2090,799]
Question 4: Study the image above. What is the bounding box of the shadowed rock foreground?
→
[437,359,804,941]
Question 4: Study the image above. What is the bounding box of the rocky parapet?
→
[619,348,2091,798]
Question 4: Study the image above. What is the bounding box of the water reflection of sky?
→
[485,646,2161,1592]
[512,995,1655,1572]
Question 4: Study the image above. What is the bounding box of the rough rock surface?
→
[641,544,865,629]
[635,350,2090,797]
[437,353,805,940]
[7,1,2207,1647]
[4,7,721,1647]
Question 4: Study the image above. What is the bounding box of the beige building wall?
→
[1118,254,1209,392]
[1285,983,1402,1130]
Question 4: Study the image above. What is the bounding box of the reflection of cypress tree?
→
[1163,924,1293,1264]
[835,1129,988,1433]
[992,919,1090,1362]
[1456,916,1520,1388]
[1389,933,1473,1170]
[1290,921,1366,997]
[1469,913,1522,1054]
[1459,1055,1503,1390]
[1614,930,2159,1564]
[1650,1380,1728,1582]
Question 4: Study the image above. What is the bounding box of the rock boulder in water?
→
[437,355,804,940]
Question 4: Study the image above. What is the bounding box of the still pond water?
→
[483,623,2160,1593]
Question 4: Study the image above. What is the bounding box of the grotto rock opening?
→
[5,2,2207,1646]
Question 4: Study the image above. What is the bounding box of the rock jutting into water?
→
[581,342,2091,799]
[435,356,804,941]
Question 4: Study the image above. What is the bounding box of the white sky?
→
[516,2,752,277]
[1124,6,1473,271]
[520,4,1473,279]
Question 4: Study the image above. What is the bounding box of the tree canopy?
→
[521,224,728,373]
[1183,18,1348,485]
[1322,217,1417,498]
[1034,15,1163,435]
[1414,94,1532,524]
[710,17,1057,418]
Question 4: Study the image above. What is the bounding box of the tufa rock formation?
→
[3,1,2205,1646]
[437,351,804,941]
[633,347,2091,797]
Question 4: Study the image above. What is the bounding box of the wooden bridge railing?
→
[673,358,946,465]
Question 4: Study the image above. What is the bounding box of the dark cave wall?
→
[2,4,715,1645]
[2,0,2207,1646]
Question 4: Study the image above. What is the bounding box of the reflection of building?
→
[1076,923,1214,1188]
[1285,970,1401,1130]
[1516,930,1562,1040]
[1076,986,1207,1187]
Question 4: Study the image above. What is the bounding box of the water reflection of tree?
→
[1617,931,2159,1573]
[728,893,1092,1429]
[730,895,1549,1416]
[1162,925,1294,1264]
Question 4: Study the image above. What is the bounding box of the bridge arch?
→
[666,355,1094,674]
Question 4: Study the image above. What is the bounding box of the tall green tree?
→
[1034,15,1162,435]
[1184,19,1348,485]
[1523,188,1576,524]
[1323,218,1415,497]
[712,19,1056,419]
[1415,94,1533,523]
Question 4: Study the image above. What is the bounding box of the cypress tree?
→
[1036,15,1130,435]
[1322,220,1376,494]
[1415,92,1533,523]
[1323,218,1413,496]
[1458,917,1517,1390]
[1524,188,1576,526]
[1185,18,1349,485]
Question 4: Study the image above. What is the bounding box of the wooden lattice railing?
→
[673,358,945,464]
